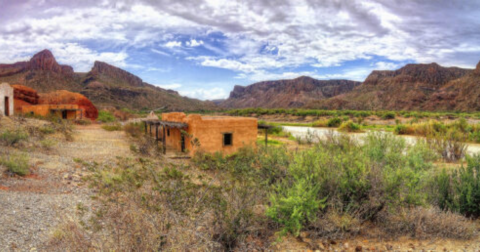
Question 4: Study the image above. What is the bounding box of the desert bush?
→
[0,152,30,176]
[267,177,326,236]
[326,117,342,127]
[433,155,480,217]
[40,138,57,150]
[312,118,328,127]
[97,110,116,123]
[381,111,396,120]
[338,120,361,132]
[394,124,415,135]
[377,206,475,239]
[0,130,28,146]
[39,125,56,135]
[267,132,437,237]
[426,129,467,162]
[124,122,144,138]
[101,122,122,131]
[74,119,92,125]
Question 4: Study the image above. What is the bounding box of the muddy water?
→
[282,126,480,155]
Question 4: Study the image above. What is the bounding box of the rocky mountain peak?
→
[474,61,480,76]
[90,61,144,87]
[28,49,73,75]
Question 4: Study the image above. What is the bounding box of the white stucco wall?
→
[0,83,14,116]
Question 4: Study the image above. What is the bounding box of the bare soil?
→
[0,124,130,251]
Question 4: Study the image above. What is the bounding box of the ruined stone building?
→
[0,83,14,117]
[144,112,258,155]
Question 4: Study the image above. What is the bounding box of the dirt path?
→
[0,124,131,251]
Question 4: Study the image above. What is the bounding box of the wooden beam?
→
[162,126,166,154]
[265,128,268,147]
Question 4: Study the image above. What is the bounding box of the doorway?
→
[4,97,9,116]
[62,110,68,119]
[181,135,186,152]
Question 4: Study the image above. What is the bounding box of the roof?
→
[143,119,188,129]
[258,124,274,129]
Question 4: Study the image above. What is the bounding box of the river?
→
[282,126,480,155]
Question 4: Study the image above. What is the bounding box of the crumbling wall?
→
[0,83,14,116]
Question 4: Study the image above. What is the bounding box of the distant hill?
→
[0,50,217,111]
[220,76,361,108]
[306,62,477,111]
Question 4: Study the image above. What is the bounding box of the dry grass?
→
[377,207,476,239]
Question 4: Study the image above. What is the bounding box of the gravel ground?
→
[0,124,131,251]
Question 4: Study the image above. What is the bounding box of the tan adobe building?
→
[21,104,84,119]
[0,83,14,117]
[144,112,258,155]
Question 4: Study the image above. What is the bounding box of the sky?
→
[1,0,480,100]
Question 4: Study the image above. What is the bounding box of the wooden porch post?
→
[265,128,268,147]
[155,124,159,141]
[162,126,167,154]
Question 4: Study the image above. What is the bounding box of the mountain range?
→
[0,50,216,111]
[1,49,479,112]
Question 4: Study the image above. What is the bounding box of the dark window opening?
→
[167,129,170,136]
[4,97,9,116]
[223,133,233,146]
[62,110,68,119]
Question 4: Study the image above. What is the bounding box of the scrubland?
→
[2,113,480,251]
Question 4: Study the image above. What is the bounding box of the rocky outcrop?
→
[221,76,361,108]
[12,84,39,104]
[363,63,470,87]
[88,61,144,87]
[39,90,98,120]
[474,61,480,76]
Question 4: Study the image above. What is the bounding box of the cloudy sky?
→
[1,0,480,100]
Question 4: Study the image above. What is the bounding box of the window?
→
[167,129,170,136]
[223,133,233,146]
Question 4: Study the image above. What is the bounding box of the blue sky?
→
[1,0,480,100]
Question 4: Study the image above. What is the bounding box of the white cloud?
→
[165,41,182,48]
[157,83,182,89]
[186,39,204,47]
[151,48,170,57]
[179,87,228,100]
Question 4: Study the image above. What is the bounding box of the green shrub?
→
[97,111,116,123]
[39,125,56,135]
[326,117,342,127]
[1,153,30,176]
[101,123,122,131]
[267,177,326,236]
[381,112,396,120]
[0,130,28,146]
[40,138,57,150]
[338,120,361,132]
[394,124,415,135]
[74,119,92,125]
[433,155,480,217]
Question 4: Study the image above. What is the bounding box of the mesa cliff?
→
[221,76,360,108]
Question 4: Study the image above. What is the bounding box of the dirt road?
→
[0,124,131,251]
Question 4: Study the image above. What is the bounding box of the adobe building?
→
[21,104,84,119]
[0,83,14,117]
[144,112,258,155]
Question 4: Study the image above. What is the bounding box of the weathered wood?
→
[163,126,166,154]
[265,128,268,147]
